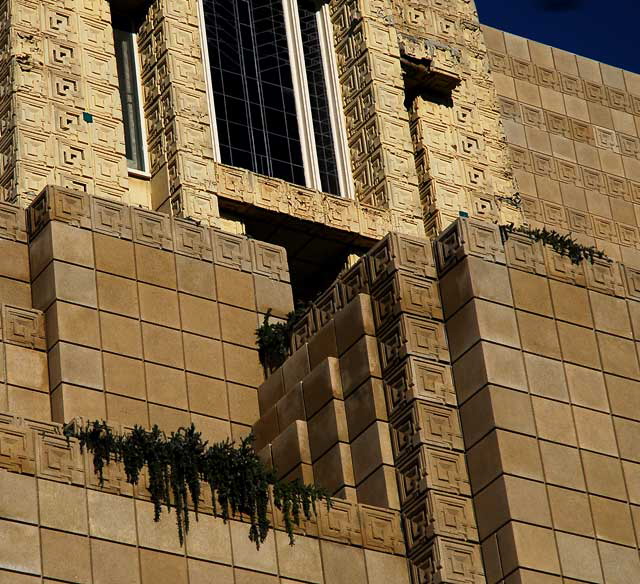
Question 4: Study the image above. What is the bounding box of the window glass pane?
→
[112,17,146,172]
[203,0,305,185]
[298,5,340,195]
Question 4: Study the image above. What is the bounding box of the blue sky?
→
[475,0,640,74]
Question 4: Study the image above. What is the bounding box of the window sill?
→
[212,162,423,242]
[128,168,151,180]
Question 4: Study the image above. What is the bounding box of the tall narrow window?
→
[113,15,147,174]
[200,0,352,197]
[298,4,340,195]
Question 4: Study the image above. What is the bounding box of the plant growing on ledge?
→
[64,420,329,548]
[256,304,309,372]
[500,223,611,266]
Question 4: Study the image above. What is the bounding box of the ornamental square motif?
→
[132,207,173,250]
[36,432,85,485]
[212,230,251,271]
[0,424,36,474]
[314,284,344,328]
[91,195,132,239]
[250,240,290,283]
[340,260,371,304]
[173,218,213,261]
[0,201,27,241]
[2,305,45,350]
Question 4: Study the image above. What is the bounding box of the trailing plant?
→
[500,223,610,266]
[256,303,309,372]
[64,420,329,548]
[256,310,291,372]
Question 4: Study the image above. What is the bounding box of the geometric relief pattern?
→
[3,0,129,208]
[352,227,484,581]
[396,0,522,233]
[0,412,407,556]
[0,417,36,474]
[0,200,28,241]
[1,305,46,350]
[258,228,484,579]
[366,230,486,580]
[331,0,421,216]
[487,24,640,261]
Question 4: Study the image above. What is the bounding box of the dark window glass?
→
[298,5,340,195]
[203,0,305,185]
[112,16,146,172]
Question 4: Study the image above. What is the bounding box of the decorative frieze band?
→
[24,185,290,281]
[0,413,405,556]
[436,217,640,301]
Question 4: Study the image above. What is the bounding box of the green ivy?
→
[64,421,329,548]
[256,310,291,372]
[256,304,309,372]
[500,224,610,266]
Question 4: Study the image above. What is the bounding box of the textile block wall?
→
[0,416,409,584]
[0,0,639,582]
[25,185,296,442]
[438,218,640,583]
[0,192,412,584]
[0,0,130,206]
[485,26,640,268]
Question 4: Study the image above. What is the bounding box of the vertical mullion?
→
[245,0,267,176]
[316,5,354,199]
[282,0,322,191]
[197,0,222,162]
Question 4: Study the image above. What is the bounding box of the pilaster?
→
[391,0,523,234]
[330,0,423,220]
[139,0,220,225]
[253,230,486,583]
[0,0,130,207]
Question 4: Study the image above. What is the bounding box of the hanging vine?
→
[256,303,309,372]
[500,223,610,265]
[64,420,329,548]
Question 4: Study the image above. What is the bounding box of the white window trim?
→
[124,29,151,178]
[197,0,354,199]
[316,4,354,199]
[197,0,223,163]
[282,0,322,191]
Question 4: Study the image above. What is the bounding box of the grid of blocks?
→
[0,0,639,582]
[24,184,294,441]
[438,217,640,583]
[0,189,409,583]
[0,416,408,584]
[484,26,640,268]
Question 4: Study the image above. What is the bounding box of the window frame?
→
[315,3,354,199]
[113,16,151,178]
[197,0,353,198]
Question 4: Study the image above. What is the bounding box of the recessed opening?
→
[229,204,374,305]
[401,53,458,109]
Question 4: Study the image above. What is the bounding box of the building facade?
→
[0,0,640,582]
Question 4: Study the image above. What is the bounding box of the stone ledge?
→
[0,412,405,556]
[400,34,462,96]
[436,217,640,301]
[213,163,424,242]
[24,185,290,282]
